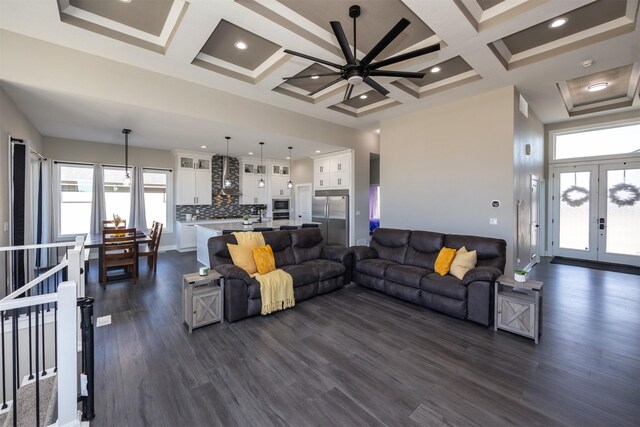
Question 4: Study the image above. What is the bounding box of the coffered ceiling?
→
[0,0,639,151]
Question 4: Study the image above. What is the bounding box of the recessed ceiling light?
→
[359,94,368,99]
[430,66,441,73]
[118,0,132,3]
[375,129,381,134]
[235,41,247,50]
[587,82,608,92]
[549,17,568,28]
[311,75,320,79]
[248,152,254,155]
[315,150,321,153]
[200,145,207,149]
[286,156,291,160]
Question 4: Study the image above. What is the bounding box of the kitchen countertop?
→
[197,219,318,231]
[176,217,257,224]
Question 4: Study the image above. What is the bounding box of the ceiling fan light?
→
[348,75,363,85]
[587,82,608,92]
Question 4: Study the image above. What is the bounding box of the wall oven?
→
[272,198,290,220]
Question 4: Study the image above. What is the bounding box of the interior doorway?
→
[295,183,312,222]
[551,161,640,266]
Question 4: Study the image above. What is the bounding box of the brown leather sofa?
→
[351,228,506,325]
[208,228,352,322]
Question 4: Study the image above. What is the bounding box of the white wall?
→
[380,86,516,271]
[0,87,43,247]
[513,90,545,269]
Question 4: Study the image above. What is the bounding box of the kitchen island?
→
[196,219,318,266]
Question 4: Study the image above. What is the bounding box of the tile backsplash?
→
[175,155,262,220]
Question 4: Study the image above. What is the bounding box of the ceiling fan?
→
[283,4,441,101]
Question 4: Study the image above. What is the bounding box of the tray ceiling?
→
[0,0,637,139]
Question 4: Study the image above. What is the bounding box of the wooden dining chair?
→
[139,222,163,273]
[101,227,137,285]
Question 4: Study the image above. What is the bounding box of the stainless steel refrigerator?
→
[312,193,349,246]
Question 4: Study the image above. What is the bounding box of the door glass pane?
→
[559,171,591,251]
[605,168,640,256]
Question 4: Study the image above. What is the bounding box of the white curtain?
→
[89,163,106,235]
[129,166,147,231]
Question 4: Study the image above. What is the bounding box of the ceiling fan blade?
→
[363,77,389,96]
[284,49,344,70]
[307,77,344,97]
[369,70,426,79]
[343,84,354,102]
[368,43,441,70]
[330,21,356,64]
[360,18,410,66]
[283,72,342,80]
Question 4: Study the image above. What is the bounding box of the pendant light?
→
[223,136,232,188]
[122,129,131,186]
[287,146,294,189]
[258,142,266,188]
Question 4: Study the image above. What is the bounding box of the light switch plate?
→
[3,222,8,232]
[490,218,498,225]
[355,211,360,216]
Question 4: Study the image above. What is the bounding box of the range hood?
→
[216,156,241,196]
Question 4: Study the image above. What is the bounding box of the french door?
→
[552,161,640,266]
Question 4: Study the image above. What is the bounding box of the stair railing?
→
[0,236,86,427]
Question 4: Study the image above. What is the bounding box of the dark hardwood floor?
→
[86,253,640,426]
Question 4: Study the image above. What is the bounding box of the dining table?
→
[85,230,152,282]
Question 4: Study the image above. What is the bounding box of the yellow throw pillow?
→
[253,245,276,275]
[434,247,457,276]
[227,242,258,275]
[450,246,478,280]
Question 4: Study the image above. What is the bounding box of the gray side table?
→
[182,270,223,333]
[494,275,543,344]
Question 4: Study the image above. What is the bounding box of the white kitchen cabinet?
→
[175,152,212,205]
[331,171,350,188]
[314,173,330,189]
[313,151,351,191]
[271,175,291,198]
[240,174,267,205]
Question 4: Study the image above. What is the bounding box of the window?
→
[59,164,93,236]
[103,167,131,224]
[143,170,170,231]
[554,123,640,160]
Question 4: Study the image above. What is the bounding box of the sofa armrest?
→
[321,245,352,263]
[462,266,502,285]
[351,246,378,262]
[214,264,251,285]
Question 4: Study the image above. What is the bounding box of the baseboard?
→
[158,245,176,252]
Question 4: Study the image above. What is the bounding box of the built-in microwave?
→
[272,198,290,212]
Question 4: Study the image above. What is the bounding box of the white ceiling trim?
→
[480,0,531,22]
[508,16,635,63]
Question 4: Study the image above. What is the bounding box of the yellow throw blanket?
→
[233,231,265,247]
[254,269,295,315]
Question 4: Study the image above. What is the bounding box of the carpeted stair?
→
[2,374,57,427]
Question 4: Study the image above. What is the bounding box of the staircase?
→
[0,373,57,427]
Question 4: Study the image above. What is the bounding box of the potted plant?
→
[242,213,251,225]
[514,269,528,283]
